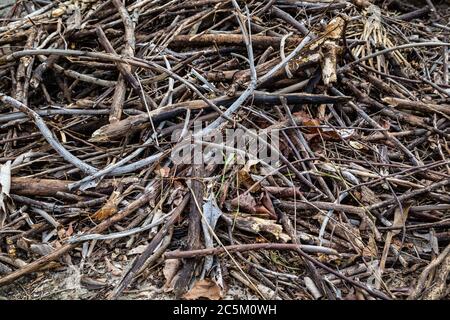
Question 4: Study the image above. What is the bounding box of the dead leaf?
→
[66,223,74,237]
[163,258,182,291]
[335,128,355,139]
[349,141,365,150]
[182,279,222,300]
[303,118,322,134]
[156,166,170,178]
[11,151,33,168]
[127,244,148,256]
[260,191,277,219]
[295,115,347,141]
[30,243,54,257]
[238,169,260,192]
[325,17,345,39]
[230,194,272,216]
[293,110,311,120]
[230,193,256,212]
[92,190,121,221]
[237,159,262,192]
[379,205,410,278]
[391,205,409,236]
[356,186,381,205]
[362,235,378,257]
[104,257,122,277]
[0,261,12,275]
[51,7,66,18]
[243,159,260,172]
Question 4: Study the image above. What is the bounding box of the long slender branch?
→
[0,93,98,175]
[164,243,339,259]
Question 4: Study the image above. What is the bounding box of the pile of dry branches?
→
[0,0,449,300]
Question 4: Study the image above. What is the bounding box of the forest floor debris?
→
[0,0,449,300]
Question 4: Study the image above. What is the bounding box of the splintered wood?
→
[0,0,449,300]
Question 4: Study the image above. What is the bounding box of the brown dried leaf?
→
[230,193,257,213]
[156,166,171,178]
[182,279,222,300]
[260,191,277,219]
[362,235,378,257]
[300,118,343,141]
[104,257,122,277]
[321,41,339,85]
[92,204,117,221]
[92,191,121,221]
[237,169,260,192]
[230,194,272,217]
[127,244,148,256]
[357,186,381,205]
[325,17,345,39]
[66,223,74,237]
[303,118,322,134]
[391,205,410,237]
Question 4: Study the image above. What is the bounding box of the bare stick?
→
[164,243,339,259]
[0,93,97,175]
[408,243,450,299]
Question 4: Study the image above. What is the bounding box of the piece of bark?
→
[169,34,304,49]
[10,177,137,196]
